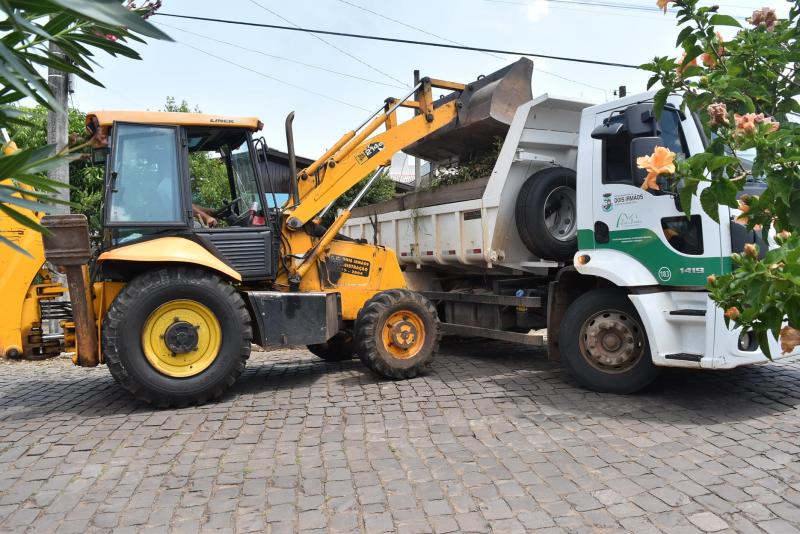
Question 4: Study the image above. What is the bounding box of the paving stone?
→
[0,344,795,533]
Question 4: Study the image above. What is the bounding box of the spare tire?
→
[515,167,577,261]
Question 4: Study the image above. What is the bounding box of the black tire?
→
[103,267,251,407]
[355,289,440,379]
[307,330,355,361]
[560,288,660,394]
[515,167,577,261]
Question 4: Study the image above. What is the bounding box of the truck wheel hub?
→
[581,311,643,372]
[164,320,199,354]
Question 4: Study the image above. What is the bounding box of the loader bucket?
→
[404,58,533,162]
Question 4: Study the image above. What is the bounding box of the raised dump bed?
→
[343,94,594,275]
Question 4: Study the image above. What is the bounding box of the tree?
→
[642,1,800,354]
[0,0,170,253]
[6,106,104,231]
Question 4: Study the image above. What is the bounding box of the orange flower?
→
[701,32,726,67]
[707,102,729,127]
[780,326,800,354]
[656,0,673,13]
[749,7,778,32]
[707,274,716,285]
[637,146,676,191]
[724,307,741,321]
[2,141,18,156]
[776,230,792,243]
[735,113,758,134]
[735,113,780,135]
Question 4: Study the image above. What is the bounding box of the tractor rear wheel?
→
[355,289,440,379]
[103,267,251,407]
[307,330,355,361]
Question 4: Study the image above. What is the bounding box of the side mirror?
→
[624,103,659,137]
[630,137,663,188]
[591,121,624,140]
[91,147,108,165]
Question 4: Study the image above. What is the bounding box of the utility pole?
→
[46,42,71,214]
[413,69,422,190]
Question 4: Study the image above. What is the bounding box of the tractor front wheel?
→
[103,267,251,407]
[355,289,440,379]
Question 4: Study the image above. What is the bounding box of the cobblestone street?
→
[0,341,798,533]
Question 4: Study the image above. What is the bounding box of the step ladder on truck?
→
[343,78,799,393]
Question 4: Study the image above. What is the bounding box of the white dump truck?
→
[343,89,797,393]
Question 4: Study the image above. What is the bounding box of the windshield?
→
[230,139,261,211]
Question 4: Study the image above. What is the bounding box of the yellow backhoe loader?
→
[2,59,533,407]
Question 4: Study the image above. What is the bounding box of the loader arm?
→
[282,58,534,284]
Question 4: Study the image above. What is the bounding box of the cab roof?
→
[86,111,263,131]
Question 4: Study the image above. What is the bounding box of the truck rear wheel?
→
[560,288,660,394]
[355,289,440,379]
[103,267,251,407]
[307,330,355,361]
[515,167,577,261]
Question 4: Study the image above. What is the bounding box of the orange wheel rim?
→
[382,310,425,359]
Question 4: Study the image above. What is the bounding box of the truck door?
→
[588,100,725,287]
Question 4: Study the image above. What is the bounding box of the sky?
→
[71,0,791,157]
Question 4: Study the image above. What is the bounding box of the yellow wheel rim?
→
[382,310,425,359]
[141,299,221,378]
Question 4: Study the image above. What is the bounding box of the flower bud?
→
[743,243,758,258]
[706,274,716,285]
[725,307,741,321]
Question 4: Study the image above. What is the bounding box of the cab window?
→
[107,124,182,224]
[186,128,264,227]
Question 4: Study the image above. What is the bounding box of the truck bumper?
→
[628,291,799,370]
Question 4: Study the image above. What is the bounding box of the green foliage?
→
[162,96,231,209]
[321,169,395,225]
[6,105,104,231]
[0,0,169,252]
[643,0,800,355]
[430,137,503,188]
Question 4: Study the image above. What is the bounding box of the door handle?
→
[594,221,609,244]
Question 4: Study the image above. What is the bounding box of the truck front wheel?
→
[355,289,440,379]
[103,267,251,407]
[560,289,660,394]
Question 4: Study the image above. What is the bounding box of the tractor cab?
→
[86,111,279,282]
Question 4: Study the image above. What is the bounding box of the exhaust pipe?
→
[285,112,300,207]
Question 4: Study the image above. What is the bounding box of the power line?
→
[336,0,609,95]
[155,13,642,70]
[481,0,750,19]
[155,21,407,90]
[247,0,409,87]
[175,40,371,112]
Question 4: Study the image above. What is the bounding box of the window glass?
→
[108,124,182,223]
[661,215,704,255]
[230,139,261,212]
[659,110,689,158]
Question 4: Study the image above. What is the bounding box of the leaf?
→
[700,187,720,223]
[675,25,695,48]
[709,14,742,27]
[49,0,172,41]
[756,329,772,360]
[679,179,698,215]
[653,88,670,121]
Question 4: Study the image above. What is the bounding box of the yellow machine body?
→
[0,180,67,359]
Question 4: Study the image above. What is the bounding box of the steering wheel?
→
[213,196,242,218]
[227,210,253,227]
